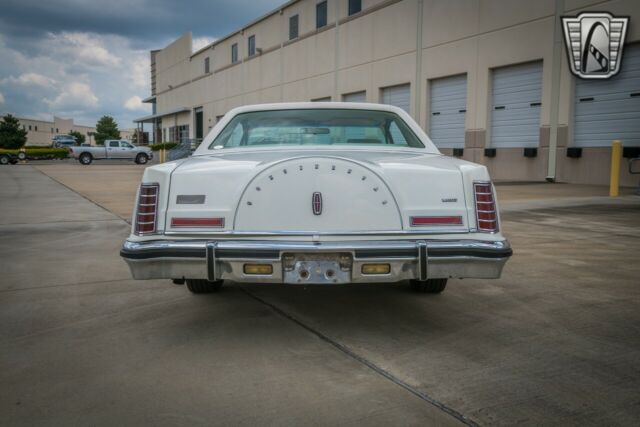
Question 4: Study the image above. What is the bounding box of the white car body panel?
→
[122,103,511,284]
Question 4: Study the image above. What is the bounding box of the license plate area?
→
[283,252,352,284]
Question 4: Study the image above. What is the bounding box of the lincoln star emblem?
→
[562,12,629,79]
[312,192,322,215]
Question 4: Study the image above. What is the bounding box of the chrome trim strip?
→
[122,238,511,258]
[162,229,472,236]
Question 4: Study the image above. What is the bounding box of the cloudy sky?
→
[0,0,282,130]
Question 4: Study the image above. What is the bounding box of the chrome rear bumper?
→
[120,239,512,283]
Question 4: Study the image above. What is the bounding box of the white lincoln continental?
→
[121,103,512,294]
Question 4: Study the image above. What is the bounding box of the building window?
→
[316,1,328,28]
[51,127,54,133]
[231,43,238,63]
[348,0,361,16]
[289,15,299,40]
[56,128,59,133]
[35,126,38,131]
[29,125,32,131]
[248,35,256,57]
[204,57,210,74]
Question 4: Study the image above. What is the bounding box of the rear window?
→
[209,109,424,149]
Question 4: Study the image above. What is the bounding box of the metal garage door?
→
[342,91,366,102]
[574,44,640,147]
[490,61,543,148]
[381,84,410,113]
[429,74,467,148]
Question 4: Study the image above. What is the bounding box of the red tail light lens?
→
[473,181,498,232]
[135,183,159,235]
[410,216,463,226]
[170,217,225,228]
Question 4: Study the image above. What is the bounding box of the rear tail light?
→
[135,183,159,235]
[473,181,498,232]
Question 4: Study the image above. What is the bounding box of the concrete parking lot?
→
[1,163,640,426]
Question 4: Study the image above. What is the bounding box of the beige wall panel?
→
[308,27,338,76]
[481,148,549,181]
[423,0,480,48]
[557,148,639,186]
[260,86,282,103]
[155,33,191,74]
[282,79,309,102]
[306,72,335,100]
[259,49,283,88]
[371,0,418,60]
[337,63,373,100]
[243,90,262,106]
[338,12,374,68]
[244,57,264,94]
[251,12,282,51]
[478,0,555,33]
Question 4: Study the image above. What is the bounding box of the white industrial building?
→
[135,0,640,185]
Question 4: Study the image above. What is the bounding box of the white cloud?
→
[130,56,149,88]
[48,32,121,68]
[124,95,149,112]
[2,72,55,87]
[193,36,217,52]
[46,82,98,109]
[0,92,4,104]
[0,31,152,127]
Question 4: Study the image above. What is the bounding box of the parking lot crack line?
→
[239,286,479,427]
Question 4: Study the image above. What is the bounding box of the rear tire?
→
[0,155,9,165]
[186,279,223,294]
[135,153,148,164]
[17,151,26,161]
[79,153,93,165]
[410,278,448,294]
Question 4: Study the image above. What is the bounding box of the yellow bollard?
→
[609,140,622,197]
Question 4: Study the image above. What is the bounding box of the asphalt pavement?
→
[1,164,639,426]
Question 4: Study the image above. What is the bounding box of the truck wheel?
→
[17,151,26,161]
[410,278,447,294]
[79,153,93,165]
[135,153,148,165]
[186,279,223,294]
[0,155,9,165]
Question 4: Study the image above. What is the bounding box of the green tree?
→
[68,130,86,145]
[0,114,28,149]
[94,115,120,145]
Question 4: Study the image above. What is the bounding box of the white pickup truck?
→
[70,140,153,165]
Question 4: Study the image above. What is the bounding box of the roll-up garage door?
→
[342,91,366,102]
[381,84,410,113]
[574,44,640,147]
[490,61,543,148]
[429,74,467,148]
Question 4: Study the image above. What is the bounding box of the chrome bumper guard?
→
[120,239,512,283]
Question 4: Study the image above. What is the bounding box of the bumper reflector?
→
[243,264,273,275]
[361,264,391,275]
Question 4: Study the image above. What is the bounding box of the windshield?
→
[208,109,424,149]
